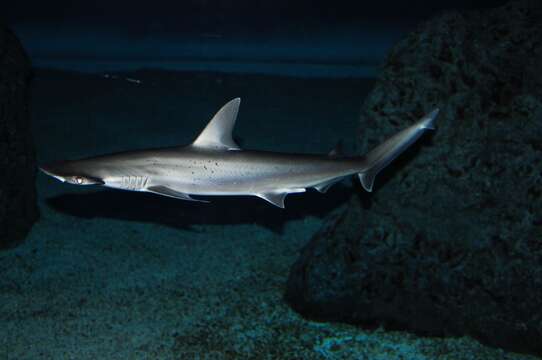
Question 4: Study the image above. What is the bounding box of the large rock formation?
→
[0,26,38,249]
[286,1,542,355]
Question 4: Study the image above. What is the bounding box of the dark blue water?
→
[1,1,529,358]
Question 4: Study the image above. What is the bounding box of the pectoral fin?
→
[147,185,209,203]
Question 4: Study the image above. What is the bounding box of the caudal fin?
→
[358,108,439,192]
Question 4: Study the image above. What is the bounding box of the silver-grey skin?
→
[40,98,438,208]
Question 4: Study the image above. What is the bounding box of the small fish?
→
[40,99,438,208]
[125,78,142,84]
[103,74,142,84]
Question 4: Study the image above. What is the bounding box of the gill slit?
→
[122,175,149,190]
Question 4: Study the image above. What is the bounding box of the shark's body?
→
[41,98,438,208]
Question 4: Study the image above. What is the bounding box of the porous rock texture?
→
[0,25,38,249]
[286,1,542,355]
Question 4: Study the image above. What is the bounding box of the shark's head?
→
[40,160,105,186]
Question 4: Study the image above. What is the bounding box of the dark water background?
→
[2,1,534,359]
[6,0,506,76]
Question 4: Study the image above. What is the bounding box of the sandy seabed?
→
[0,70,536,359]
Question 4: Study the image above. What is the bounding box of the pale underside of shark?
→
[40,98,438,208]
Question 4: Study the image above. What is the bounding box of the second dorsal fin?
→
[192,98,241,151]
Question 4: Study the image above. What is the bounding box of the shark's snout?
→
[40,163,68,182]
[40,161,104,185]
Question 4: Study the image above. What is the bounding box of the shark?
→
[40,98,438,208]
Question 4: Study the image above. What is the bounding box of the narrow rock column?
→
[0,26,39,249]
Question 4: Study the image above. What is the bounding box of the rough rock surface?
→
[286,1,542,355]
[0,26,38,249]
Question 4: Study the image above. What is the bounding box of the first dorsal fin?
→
[192,98,241,151]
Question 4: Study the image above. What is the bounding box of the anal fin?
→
[313,177,344,193]
[147,185,209,203]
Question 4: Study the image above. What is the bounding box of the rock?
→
[286,1,542,355]
[0,26,38,249]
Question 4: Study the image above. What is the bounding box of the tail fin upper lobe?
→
[358,108,439,192]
